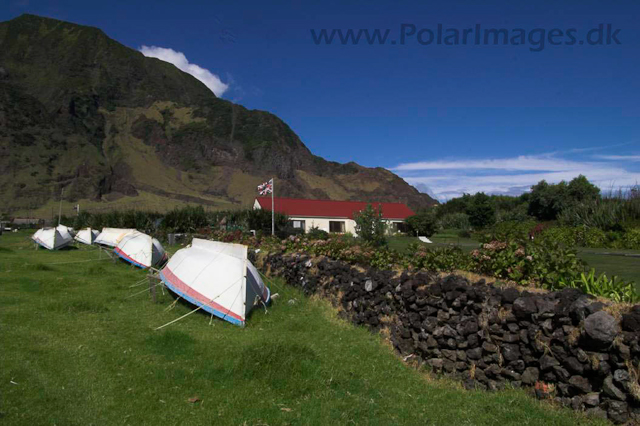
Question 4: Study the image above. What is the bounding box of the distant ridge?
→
[0,14,437,216]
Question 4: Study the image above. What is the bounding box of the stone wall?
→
[259,252,640,423]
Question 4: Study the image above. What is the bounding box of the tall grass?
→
[558,185,640,231]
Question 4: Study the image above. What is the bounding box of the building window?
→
[329,221,345,233]
[290,220,306,231]
[394,222,410,233]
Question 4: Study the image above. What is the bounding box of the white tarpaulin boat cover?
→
[418,236,433,244]
[114,231,167,269]
[95,228,135,247]
[74,228,100,245]
[159,239,271,327]
[32,225,74,250]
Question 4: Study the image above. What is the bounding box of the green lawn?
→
[577,249,640,290]
[0,231,602,425]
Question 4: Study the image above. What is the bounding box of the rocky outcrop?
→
[260,252,640,423]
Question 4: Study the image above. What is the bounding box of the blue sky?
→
[3,0,639,200]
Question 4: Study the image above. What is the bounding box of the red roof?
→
[255,197,414,220]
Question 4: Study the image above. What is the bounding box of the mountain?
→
[0,14,436,216]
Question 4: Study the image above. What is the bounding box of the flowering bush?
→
[470,239,587,289]
[403,243,471,272]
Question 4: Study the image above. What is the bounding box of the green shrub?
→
[354,204,386,247]
[466,193,496,229]
[538,227,580,247]
[495,203,532,223]
[470,239,584,287]
[623,228,640,249]
[539,226,640,249]
[404,243,470,272]
[307,226,329,240]
[406,209,438,237]
[162,205,208,233]
[583,227,607,247]
[559,269,639,303]
[480,220,538,243]
[437,212,471,230]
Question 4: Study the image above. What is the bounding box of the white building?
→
[253,197,414,235]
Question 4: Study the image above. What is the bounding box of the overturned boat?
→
[74,228,100,245]
[95,228,135,247]
[114,231,167,269]
[159,239,270,327]
[32,225,74,250]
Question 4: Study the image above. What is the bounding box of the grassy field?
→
[577,249,640,288]
[388,230,478,253]
[0,231,603,425]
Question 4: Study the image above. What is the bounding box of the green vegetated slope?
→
[0,14,436,216]
[0,231,603,425]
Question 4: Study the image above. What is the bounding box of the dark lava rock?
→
[613,369,630,384]
[513,297,537,319]
[552,366,571,382]
[428,358,443,370]
[501,344,521,362]
[539,354,560,371]
[466,347,482,360]
[442,349,457,361]
[603,375,627,401]
[583,392,600,407]
[502,333,519,343]
[467,334,479,348]
[501,287,520,304]
[569,295,593,323]
[426,336,438,348]
[585,407,608,420]
[621,306,640,332]
[443,360,456,373]
[535,298,557,316]
[584,311,618,348]
[568,375,592,394]
[570,395,583,410]
[458,320,479,336]
[563,356,584,375]
[395,338,414,355]
[485,364,501,378]
[521,367,539,385]
[616,342,631,360]
[437,310,450,322]
[482,342,498,353]
[441,276,468,292]
[587,301,605,315]
[607,400,629,424]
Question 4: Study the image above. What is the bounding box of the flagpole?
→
[271,177,275,236]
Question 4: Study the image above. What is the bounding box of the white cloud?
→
[394,156,592,172]
[139,46,229,96]
[593,155,640,161]
[395,151,640,201]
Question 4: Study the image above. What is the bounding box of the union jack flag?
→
[257,179,273,195]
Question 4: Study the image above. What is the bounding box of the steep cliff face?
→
[0,14,436,215]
